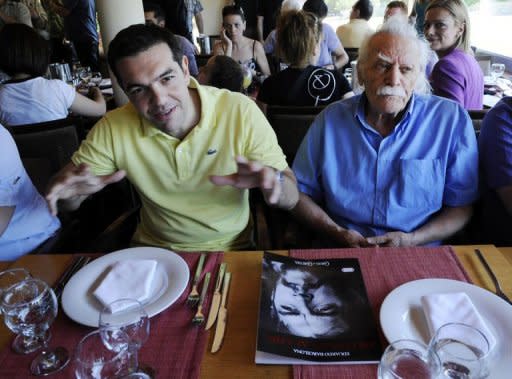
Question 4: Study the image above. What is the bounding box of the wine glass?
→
[378,339,441,379]
[1,278,69,375]
[74,329,137,379]
[429,323,491,379]
[490,63,505,84]
[99,299,151,378]
[90,72,103,87]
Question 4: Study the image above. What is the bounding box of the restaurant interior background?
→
[200,0,511,73]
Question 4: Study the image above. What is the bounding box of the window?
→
[324,0,512,59]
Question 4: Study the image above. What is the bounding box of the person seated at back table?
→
[143,1,198,77]
[213,5,271,96]
[197,55,244,93]
[0,23,105,127]
[336,0,374,49]
[478,96,512,245]
[0,123,61,261]
[257,10,353,107]
[302,0,348,71]
[46,24,299,252]
[291,17,479,247]
[424,0,483,110]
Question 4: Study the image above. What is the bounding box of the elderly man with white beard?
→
[290,17,478,247]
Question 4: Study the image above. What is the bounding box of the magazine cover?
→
[255,252,382,364]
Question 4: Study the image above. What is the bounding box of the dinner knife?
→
[211,272,231,353]
[53,256,91,299]
[205,263,227,330]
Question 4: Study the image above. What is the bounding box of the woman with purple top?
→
[424,0,483,110]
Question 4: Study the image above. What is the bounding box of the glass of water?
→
[490,63,505,84]
[378,339,441,379]
[1,278,69,375]
[429,322,491,379]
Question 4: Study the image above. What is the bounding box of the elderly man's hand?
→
[336,228,373,248]
[366,231,416,247]
[209,156,283,205]
[46,163,126,215]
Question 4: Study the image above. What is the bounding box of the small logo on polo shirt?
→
[207,148,217,155]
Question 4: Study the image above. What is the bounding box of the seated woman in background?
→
[212,5,270,93]
[424,0,483,110]
[0,23,106,127]
[197,55,244,93]
[0,123,60,261]
[304,0,348,70]
[257,10,353,107]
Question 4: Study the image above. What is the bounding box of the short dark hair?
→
[0,23,50,77]
[107,24,184,87]
[222,5,246,21]
[143,1,165,23]
[302,0,328,19]
[354,0,373,20]
[207,55,244,92]
[386,0,408,14]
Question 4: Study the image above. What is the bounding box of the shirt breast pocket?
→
[396,159,443,209]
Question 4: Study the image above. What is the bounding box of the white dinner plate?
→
[62,247,189,327]
[380,278,512,378]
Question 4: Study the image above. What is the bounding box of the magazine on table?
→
[255,252,382,364]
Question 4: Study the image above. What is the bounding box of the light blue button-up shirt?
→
[293,93,479,244]
[0,125,60,261]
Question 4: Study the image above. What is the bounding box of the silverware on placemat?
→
[475,249,512,305]
[187,253,206,306]
[53,256,91,299]
[205,263,227,330]
[192,272,211,325]
[211,272,231,353]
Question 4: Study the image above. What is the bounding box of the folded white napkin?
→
[93,259,158,313]
[421,292,496,350]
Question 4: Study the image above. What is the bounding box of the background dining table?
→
[0,244,511,378]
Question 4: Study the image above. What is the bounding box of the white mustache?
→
[376,86,406,97]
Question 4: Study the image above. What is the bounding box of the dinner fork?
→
[192,272,211,325]
[187,253,206,306]
[475,249,512,305]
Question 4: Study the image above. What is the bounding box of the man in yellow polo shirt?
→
[46,24,298,251]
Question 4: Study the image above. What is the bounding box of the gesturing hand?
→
[209,156,283,205]
[46,163,126,215]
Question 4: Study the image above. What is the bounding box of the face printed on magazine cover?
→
[272,268,349,338]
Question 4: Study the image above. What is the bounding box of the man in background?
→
[384,0,408,21]
[47,0,99,71]
[256,0,283,43]
[143,1,198,77]
[197,55,244,93]
[336,0,374,49]
[159,0,203,43]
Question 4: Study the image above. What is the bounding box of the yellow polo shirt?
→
[72,79,287,251]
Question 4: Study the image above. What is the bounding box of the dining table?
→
[0,244,511,378]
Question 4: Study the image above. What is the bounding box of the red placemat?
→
[0,252,223,379]
[290,246,471,379]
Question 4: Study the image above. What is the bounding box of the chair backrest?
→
[468,109,488,137]
[7,117,81,192]
[266,106,324,165]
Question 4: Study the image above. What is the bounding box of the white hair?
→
[358,15,431,94]
[281,0,302,13]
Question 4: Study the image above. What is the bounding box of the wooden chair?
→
[7,117,81,193]
[265,105,324,166]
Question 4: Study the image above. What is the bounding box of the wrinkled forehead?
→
[368,33,420,67]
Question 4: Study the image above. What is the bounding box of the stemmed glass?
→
[74,329,136,379]
[429,322,490,379]
[490,63,505,84]
[1,278,69,375]
[99,299,152,378]
[0,268,41,353]
[378,339,441,379]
